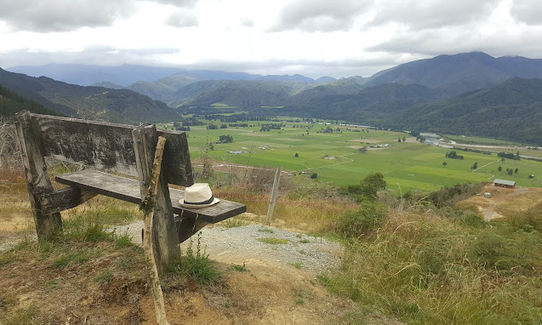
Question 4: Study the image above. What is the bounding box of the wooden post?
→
[133,125,180,271]
[143,136,170,325]
[266,167,281,225]
[15,111,62,240]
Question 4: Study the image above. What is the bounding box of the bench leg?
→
[16,111,62,241]
[133,125,180,272]
[176,217,208,243]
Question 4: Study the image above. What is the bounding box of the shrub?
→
[359,172,386,201]
[335,202,387,238]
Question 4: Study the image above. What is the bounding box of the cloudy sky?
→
[1,0,541,78]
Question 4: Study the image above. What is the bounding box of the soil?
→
[0,220,353,324]
[456,185,542,220]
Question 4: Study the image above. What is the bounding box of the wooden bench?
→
[15,111,246,269]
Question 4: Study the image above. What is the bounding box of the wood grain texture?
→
[40,187,96,215]
[55,169,246,225]
[29,113,193,186]
[133,126,179,269]
[15,111,63,240]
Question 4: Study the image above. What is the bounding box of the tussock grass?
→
[321,206,542,324]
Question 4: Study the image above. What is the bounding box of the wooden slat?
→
[29,113,193,187]
[55,169,246,224]
[40,187,96,215]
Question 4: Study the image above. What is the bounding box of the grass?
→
[95,270,113,284]
[257,237,289,245]
[167,233,221,285]
[221,217,248,228]
[185,119,542,193]
[289,262,303,269]
[229,263,248,272]
[53,251,91,268]
[320,204,542,324]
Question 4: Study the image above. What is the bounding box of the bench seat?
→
[56,169,246,224]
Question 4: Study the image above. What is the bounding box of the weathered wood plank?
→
[55,169,246,224]
[133,125,180,270]
[15,111,62,240]
[40,187,97,215]
[29,113,193,186]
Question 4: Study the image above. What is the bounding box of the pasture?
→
[165,120,542,193]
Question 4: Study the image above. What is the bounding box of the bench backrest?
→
[29,113,193,186]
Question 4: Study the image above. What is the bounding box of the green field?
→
[164,121,542,193]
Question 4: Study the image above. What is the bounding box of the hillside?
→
[0,68,179,123]
[368,52,542,95]
[0,85,57,117]
[387,78,542,145]
[283,83,443,123]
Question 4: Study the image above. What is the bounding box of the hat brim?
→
[179,197,220,209]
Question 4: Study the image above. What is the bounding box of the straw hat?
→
[179,183,220,209]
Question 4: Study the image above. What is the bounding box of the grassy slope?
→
[173,121,542,193]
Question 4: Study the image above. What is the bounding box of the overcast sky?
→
[1,0,542,78]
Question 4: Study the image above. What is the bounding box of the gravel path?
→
[113,222,343,274]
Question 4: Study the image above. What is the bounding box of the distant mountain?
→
[8,64,184,87]
[179,80,296,112]
[368,52,542,95]
[387,78,542,145]
[289,77,367,106]
[91,81,124,89]
[283,83,443,123]
[0,68,179,123]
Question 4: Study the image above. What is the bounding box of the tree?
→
[218,135,233,143]
[294,152,299,158]
[515,168,519,174]
[402,136,406,142]
[397,137,402,143]
[498,166,502,172]
[359,172,386,201]
[442,161,447,167]
[471,162,478,170]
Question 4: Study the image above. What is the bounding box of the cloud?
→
[165,10,198,27]
[149,0,197,7]
[368,25,542,58]
[510,0,542,25]
[271,0,371,32]
[370,0,500,29]
[0,0,135,32]
[0,47,180,68]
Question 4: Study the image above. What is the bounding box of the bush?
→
[359,172,386,201]
[335,202,387,238]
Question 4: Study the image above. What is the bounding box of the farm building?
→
[494,179,516,188]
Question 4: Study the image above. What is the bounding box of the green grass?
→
[289,262,303,269]
[184,120,542,193]
[53,251,91,268]
[95,270,113,284]
[229,263,248,272]
[320,205,542,324]
[257,237,289,245]
[221,218,248,228]
[168,233,220,285]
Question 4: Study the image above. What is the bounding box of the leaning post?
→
[15,111,62,240]
[133,124,180,271]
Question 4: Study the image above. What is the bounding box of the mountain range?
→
[0,68,178,123]
[2,52,542,144]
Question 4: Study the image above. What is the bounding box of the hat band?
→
[184,195,215,205]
